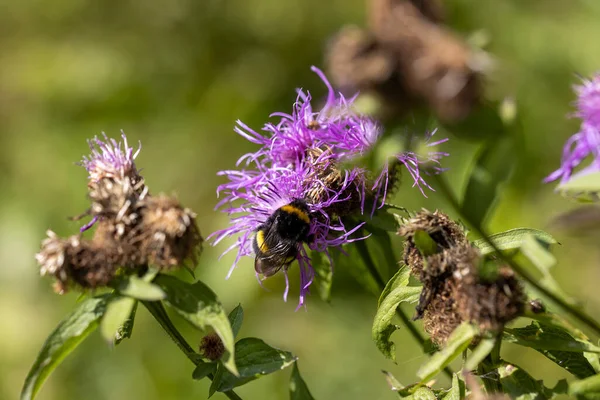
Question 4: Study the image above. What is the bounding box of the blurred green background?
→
[3,0,600,399]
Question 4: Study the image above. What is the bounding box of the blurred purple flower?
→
[209,161,366,308]
[546,74,600,184]
[79,131,141,183]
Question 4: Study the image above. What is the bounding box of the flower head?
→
[79,131,141,183]
[210,162,366,308]
[546,73,600,184]
[213,66,448,307]
[574,74,600,130]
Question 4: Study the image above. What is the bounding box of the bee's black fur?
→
[253,199,312,277]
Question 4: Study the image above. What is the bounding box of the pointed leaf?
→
[212,338,296,392]
[154,274,237,376]
[373,286,422,360]
[378,265,411,308]
[465,337,497,371]
[498,362,567,399]
[441,374,465,400]
[417,323,477,382]
[504,322,599,378]
[461,136,514,227]
[192,361,217,381]
[473,228,557,256]
[100,296,137,345]
[21,295,111,400]
[290,363,315,400]
[116,275,166,301]
[115,300,137,345]
[227,305,244,339]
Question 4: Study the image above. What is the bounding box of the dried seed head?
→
[415,244,480,319]
[137,195,203,269]
[304,147,369,216]
[200,333,225,361]
[422,279,462,346]
[36,230,123,292]
[328,0,481,123]
[399,209,468,276]
[455,266,525,332]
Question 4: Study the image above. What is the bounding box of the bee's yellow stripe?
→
[280,205,310,224]
[256,230,269,252]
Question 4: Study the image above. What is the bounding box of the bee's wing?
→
[254,227,297,277]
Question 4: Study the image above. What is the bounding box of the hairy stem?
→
[431,174,600,338]
[354,239,454,379]
[142,301,243,400]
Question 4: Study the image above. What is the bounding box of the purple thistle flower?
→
[213,66,449,307]
[78,131,142,232]
[546,74,600,184]
[79,131,141,183]
[574,74,600,130]
[234,66,447,196]
[210,161,366,309]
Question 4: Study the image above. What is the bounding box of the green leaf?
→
[465,337,497,371]
[21,295,111,400]
[115,300,137,345]
[401,387,438,400]
[116,275,166,301]
[461,136,514,227]
[290,363,315,400]
[154,274,237,376]
[570,373,600,396]
[100,296,137,345]
[212,338,296,393]
[518,235,576,305]
[378,265,411,308]
[473,228,558,256]
[227,305,244,339]
[373,285,422,360]
[504,322,599,378]
[498,361,567,399]
[382,370,405,392]
[417,323,477,382]
[311,250,334,302]
[504,322,600,353]
[413,230,438,257]
[441,374,465,400]
[192,361,217,381]
[557,171,600,202]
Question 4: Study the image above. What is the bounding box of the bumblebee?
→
[253,199,312,277]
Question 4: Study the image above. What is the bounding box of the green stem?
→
[431,174,600,338]
[354,239,454,379]
[142,301,243,400]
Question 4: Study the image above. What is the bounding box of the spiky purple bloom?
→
[79,131,141,183]
[213,66,448,307]
[234,67,447,196]
[210,160,366,308]
[77,131,141,232]
[546,74,600,184]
